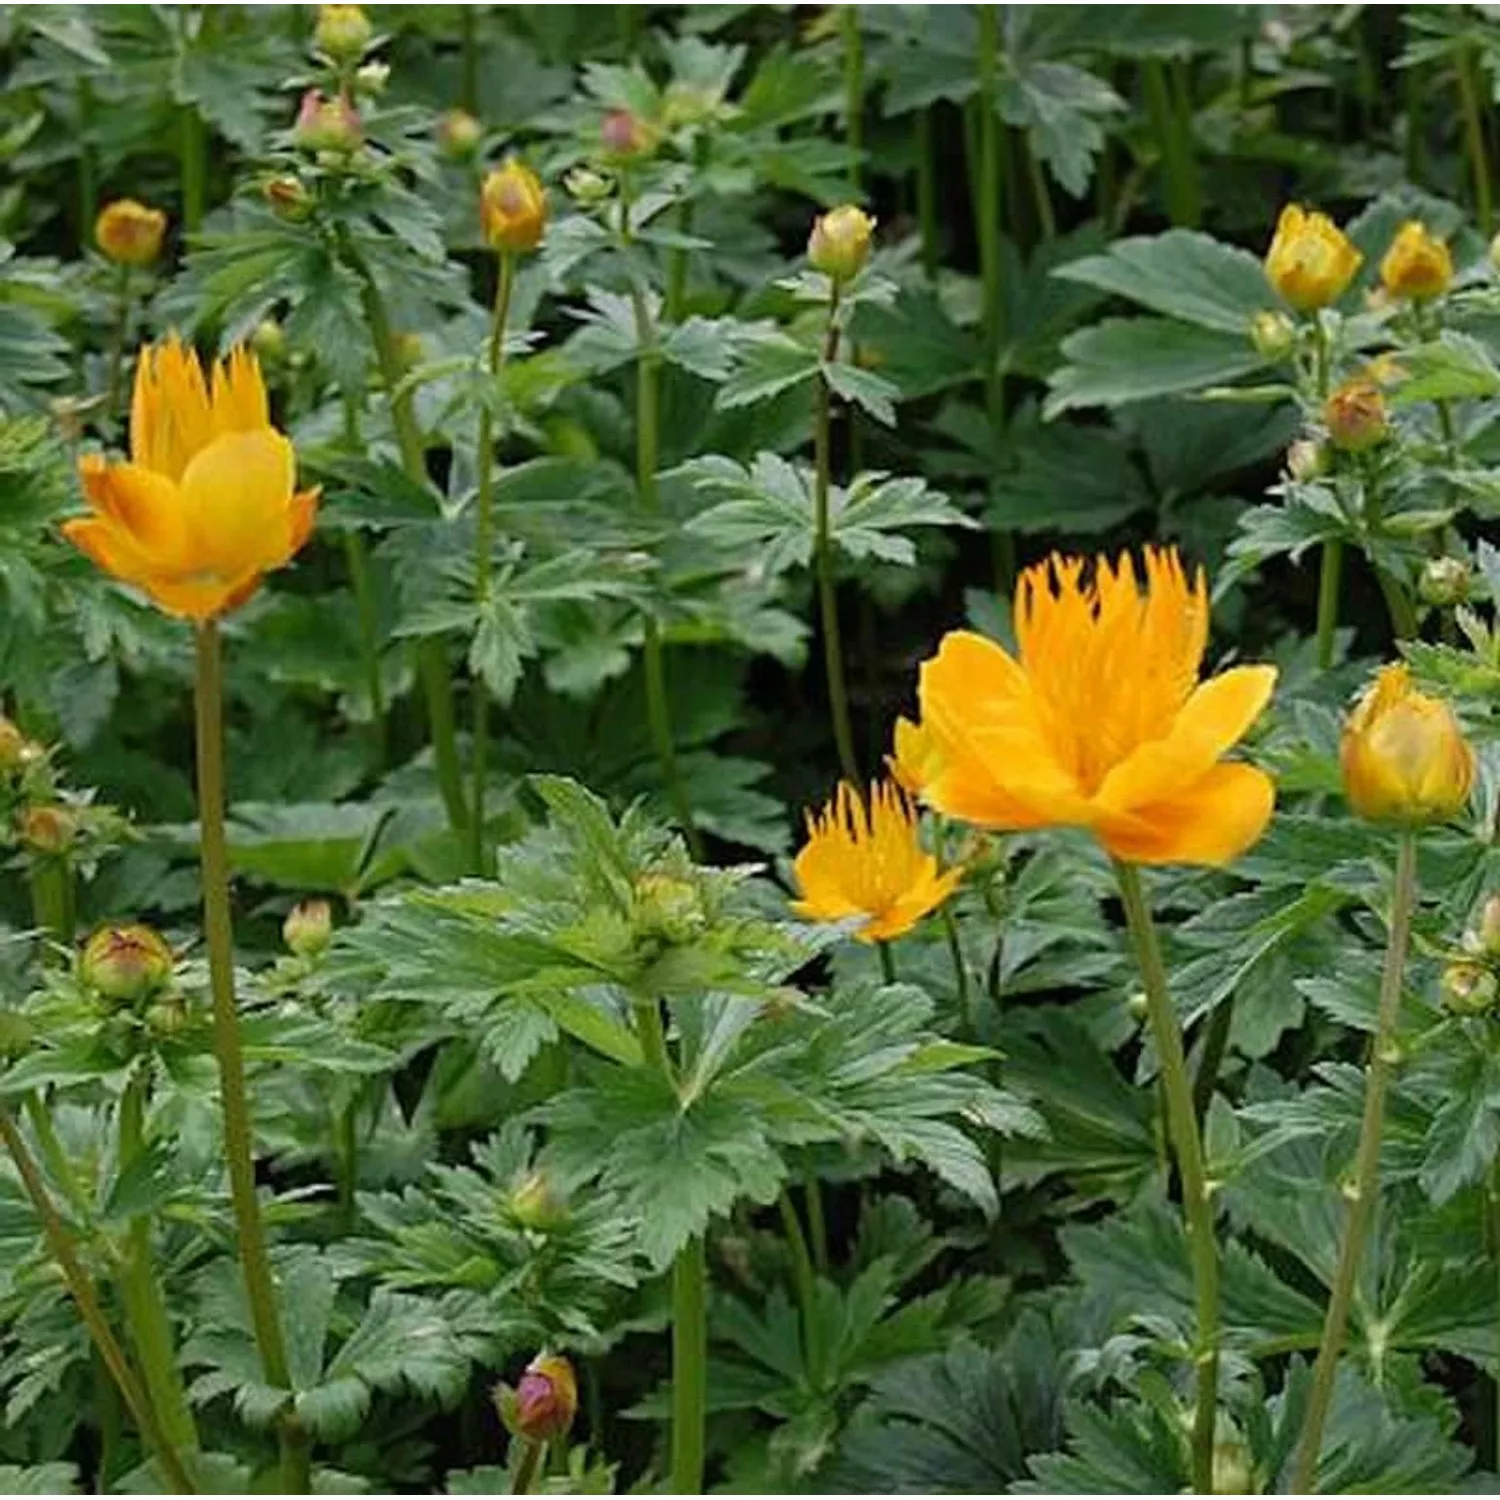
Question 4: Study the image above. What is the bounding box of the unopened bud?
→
[633,871,706,946]
[808,204,875,283]
[315,4,372,62]
[283,898,333,958]
[294,90,362,155]
[95,199,167,268]
[1249,309,1295,361]
[264,175,315,223]
[393,331,425,370]
[662,81,717,131]
[564,166,612,204]
[1444,961,1497,1016]
[0,1010,35,1058]
[17,805,75,855]
[1323,380,1387,453]
[1126,989,1149,1023]
[354,61,389,97]
[1286,438,1326,483]
[438,108,482,160]
[497,1354,578,1443]
[509,1169,566,1231]
[0,717,29,774]
[145,994,192,1038]
[251,319,287,363]
[480,158,546,254]
[1419,556,1470,608]
[599,109,658,161]
[81,923,174,1004]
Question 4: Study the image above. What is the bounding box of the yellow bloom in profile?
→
[480,158,547,254]
[792,781,961,942]
[918,548,1277,866]
[1265,204,1362,313]
[1380,220,1453,301]
[1340,663,1473,826]
[63,337,318,620]
[95,199,166,267]
[886,716,943,797]
[808,205,875,283]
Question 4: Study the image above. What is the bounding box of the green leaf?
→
[1388,334,1500,405]
[823,360,900,425]
[716,331,820,410]
[999,59,1123,198]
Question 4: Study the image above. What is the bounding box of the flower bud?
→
[1212,1437,1255,1495]
[1126,989,1149,1023]
[283,898,333,958]
[393,331,425,370]
[1443,961,1497,1016]
[1480,896,1500,957]
[145,994,192,1038]
[1323,380,1387,453]
[315,4,372,62]
[438,108,483,160]
[633,871,706,947]
[17,805,75,855]
[251,319,287,363]
[1380,220,1453,302]
[354,61,389,97]
[1249,309,1295,361]
[1340,663,1474,827]
[1419,556,1470,608]
[264,175,315,223]
[95,199,167,268]
[497,1354,578,1443]
[1286,438,1326,483]
[81,923,174,1004]
[294,90,362,155]
[808,205,875,283]
[662,81,717,131]
[599,109,657,161]
[1264,203,1362,313]
[509,1169,566,1231]
[480,158,546,254]
[0,716,29,775]
[564,166,612,204]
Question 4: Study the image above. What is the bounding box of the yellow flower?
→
[1380,220,1453,301]
[1340,663,1473,826]
[315,4,371,60]
[1265,204,1362,313]
[918,547,1278,866]
[792,782,961,942]
[480,158,546,254]
[63,337,318,620]
[808,205,875,282]
[95,199,166,267]
[886,715,943,797]
[1323,379,1388,452]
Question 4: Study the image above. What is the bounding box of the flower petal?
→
[78,456,190,570]
[131,337,213,481]
[1095,763,1276,866]
[178,427,296,578]
[1095,665,1278,815]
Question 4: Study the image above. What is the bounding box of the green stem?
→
[179,106,206,235]
[975,6,1003,433]
[941,906,973,1035]
[1023,135,1057,241]
[193,622,306,1493]
[76,78,96,246]
[106,264,132,425]
[0,1104,196,1495]
[1113,860,1219,1495]
[1459,46,1494,238]
[777,1190,822,1385]
[1315,538,1343,671]
[804,1172,829,1274]
[337,1095,358,1233]
[27,858,74,955]
[1191,999,1234,1125]
[915,108,938,277]
[459,5,479,113]
[627,273,701,857]
[1490,1155,1500,1471]
[631,995,672,1080]
[842,6,864,194]
[510,1437,545,1495]
[341,231,467,837]
[671,1235,708,1493]
[1291,834,1418,1492]
[876,939,896,984]
[470,251,516,875]
[117,1069,199,1455]
[343,532,387,764]
[815,293,860,785]
[95,1346,122,1491]
[25,1091,83,1208]
[1375,564,1419,643]
[1143,58,1201,227]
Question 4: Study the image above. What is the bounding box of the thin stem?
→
[1143,58,1201,227]
[1375,564,1419,643]
[510,1438,545,1495]
[193,623,306,1493]
[343,532,387,764]
[815,293,860,785]
[876,940,897,984]
[0,1105,196,1495]
[106,264,132,425]
[671,1235,708,1494]
[941,906,973,1035]
[1459,46,1494,238]
[1112,860,1219,1495]
[25,1091,83,1208]
[804,1171,829,1274]
[179,107,206,235]
[1191,999,1234,1125]
[470,252,516,874]
[459,5,479,113]
[1315,538,1343,671]
[337,1094,358,1234]
[341,231,467,836]
[841,6,864,194]
[975,6,1003,433]
[76,78,96,246]
[915,108,938,277]
[631,995,672,1081]
[777,1190,822,1385]
[1490,1155,1500,1471]
[1291,834,1418,1493]
[117,1069,199,1455]
[1023,135,1057,241]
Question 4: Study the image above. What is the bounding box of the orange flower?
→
[886,715,943,798]
[792,782,961,942]
[95,199,166,267]
[918,548,1277,866]
[63,338,318,620]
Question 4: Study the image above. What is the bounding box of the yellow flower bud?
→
[480,158,546,254]
[808,205,875,283]
[1286,438,1326,483]
[1323,379,1387,453]
[315,4,372,62]
[1443,961,1497,1016]
[1419,556,1470,608]
[95,199,166,267]
[17,804,75,855]
[1249,309,1296,361]
[1380,220,1453,301]
[81,923,174,1004]
[1264,203,1362,313]
[264,175,315,223]
[437,108,482,160]
[1340,663,1474,826]
[283,898,333,958]
[0,716,29,775]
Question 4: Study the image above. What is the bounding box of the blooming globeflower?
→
[63,337,318,620]
[1265,203,1362,312]
[1380,220,1453,301]
[917,547,1278,866]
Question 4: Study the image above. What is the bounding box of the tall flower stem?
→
[341,233,468,837]
[117,1068,200,1456]
[509,1437,545,1495]
[1309,322,1340,672]
[624,256,701,857]
[1112,860,1219,1495]
[1142,59,1200,227]
[106,264,133,424]
[469,251,516,874]
[1489,1155,1500,1470]
[1458,45,1494,237]
[193,621,308,1494]
[179,108,206,234]
[0,1104,196,1495]
[340,394,387,766]
[842,5,864,192]
[814,291,860,785]
[671,1235,708,1493]
[915,108,938,277]
[777,1190,822,1382]
[1291,833,1418,1492]
[27,856,75,955]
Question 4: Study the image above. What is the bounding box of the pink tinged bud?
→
[294,90,362,155]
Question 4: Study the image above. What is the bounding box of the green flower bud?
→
[1443,961,1497,1016]
[283,898,334,958]
[81,924,174,1005]
[1249,309,1295,361]
[1419,556,1470,608]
